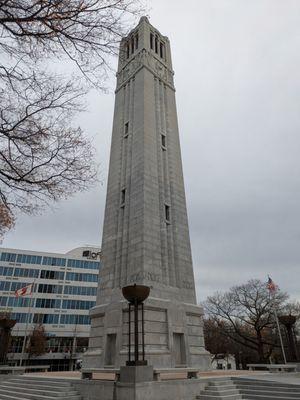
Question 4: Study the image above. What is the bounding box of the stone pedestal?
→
[120,365,153,383]
[85,296,210,370]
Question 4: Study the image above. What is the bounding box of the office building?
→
[0,246,100,370]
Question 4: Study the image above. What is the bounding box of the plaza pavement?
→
[24,369,276,381]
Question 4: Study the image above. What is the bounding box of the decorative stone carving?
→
[117,49,174,90]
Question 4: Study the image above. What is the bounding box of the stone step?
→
[210,383,237,388]
[0,394,33,400]
[197,379,244,399]
[234,378,300,399]
[198,377,300,400]
[210,380,235,386]
[2,383,70,392]
[197,394,243,400]
[242,394,300,400]
[0,384,77,397]
[0,389,80,400]
[208,385,239,391]
[233,378,300,399]
[240,389,300,399]
[9,378,72,387]
[235,384,300,394]
[232,379,300,389]
[204,389,241,396]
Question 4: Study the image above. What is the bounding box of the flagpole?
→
[267,276,287,365]
[19,281,35,366]
[273,301,287,364]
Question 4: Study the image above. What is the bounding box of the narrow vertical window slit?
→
[135,34,139,50]
[165,204,170,223]
[131,37,134,54]
[155,36,158,53]
[121,189,126,207]
[161,134,166,149]
[150,33,154,50]
[124,122,129,137]
[160,42,164,58]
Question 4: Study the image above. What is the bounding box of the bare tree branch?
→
[0,0,145,239]
[204,279,289,362]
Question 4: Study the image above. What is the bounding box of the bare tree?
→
[0,1,143,239]
[27,324,47,357]
[0,1,142,84]
[204,279,289,362]
[204,318,234,361]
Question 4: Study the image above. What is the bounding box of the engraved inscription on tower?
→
[85,17,210,369]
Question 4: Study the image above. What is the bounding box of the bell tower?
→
[85,17,210,370]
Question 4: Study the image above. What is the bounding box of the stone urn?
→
[278,315,298,361]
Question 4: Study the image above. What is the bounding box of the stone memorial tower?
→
[85,17,210,370]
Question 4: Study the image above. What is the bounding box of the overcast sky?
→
[2,0,300,303]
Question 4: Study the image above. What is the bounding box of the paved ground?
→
[25,369,300,385]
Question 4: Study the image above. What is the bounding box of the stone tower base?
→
[84,297,211,370]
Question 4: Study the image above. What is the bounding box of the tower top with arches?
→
[118,16,173,72]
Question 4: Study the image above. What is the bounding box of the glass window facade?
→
[35,298,61,308]
[60,314,90,325]
[11,313,32,324]
[16,254,42,264]
[10,282,33,292]
[66,272,98,282]
[0,252,42,265]
[0,296,7,306]
[14,267,39,278]
[40,270,64,280]
[42,257,66,267]
[0,248,100,332]
[67,259,99,270]
[62,299,95,310]
[0,266,13,276]
[0,281,11,291]
[38,284,63,294]
[5,296,31,307]
[0,252,17,262]
[33,313,59,324]
[63,285,97,296]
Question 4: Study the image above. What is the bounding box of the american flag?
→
[267,276,278,293]
[15,283,33,297]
